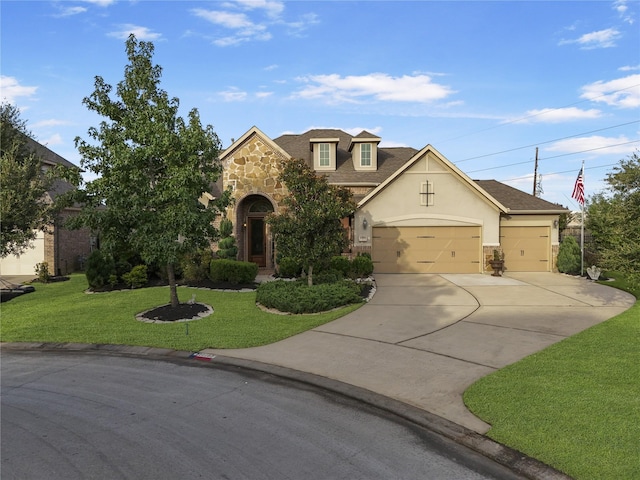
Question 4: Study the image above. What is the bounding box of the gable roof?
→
[474,180,568,213]
[358,144,509,212]
[220,125,291,162]
[23,136,80,202]
[25,136,78,170]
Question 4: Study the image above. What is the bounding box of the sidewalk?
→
[203,272,636,433]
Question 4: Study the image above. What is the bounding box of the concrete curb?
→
[1,341,572,480]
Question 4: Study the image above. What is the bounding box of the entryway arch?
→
[236,194,275,268]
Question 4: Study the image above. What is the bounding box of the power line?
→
[454,120,640,164]
[466,139,640,173]
[498,162,619,183]
[437,82,640,145]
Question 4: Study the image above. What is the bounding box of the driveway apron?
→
[205,272,635,434]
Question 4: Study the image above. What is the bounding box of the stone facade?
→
[222,131,290,269]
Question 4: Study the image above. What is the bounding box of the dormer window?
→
[360,143,372,167]
[310,138,339,171]
[349,132,380,171]
[319,143,331,167]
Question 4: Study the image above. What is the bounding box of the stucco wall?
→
[355,151,501,247]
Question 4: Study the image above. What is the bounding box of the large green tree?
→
[587,151,640,285]
[0,103,76,258]
[72,35,228,307]
[268,157,356,286]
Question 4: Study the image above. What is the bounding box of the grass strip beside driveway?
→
[0,275,361,351]
[464,275,639,480]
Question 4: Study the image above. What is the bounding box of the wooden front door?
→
[248,217,266,267]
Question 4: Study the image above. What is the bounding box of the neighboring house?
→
[0,138,93,277]
[216,126,568,274]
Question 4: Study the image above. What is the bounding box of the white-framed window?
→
[319,143,330,167]
[420,181,434,206]
[360,143,371,167]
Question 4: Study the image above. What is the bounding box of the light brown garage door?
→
[500,226,550,272]
[372,226,481,274]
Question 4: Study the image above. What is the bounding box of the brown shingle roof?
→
[474,180,568,212]
[273,129,417,186]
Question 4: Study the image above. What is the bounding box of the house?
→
[214,126,568,274]
[0,138,93,277]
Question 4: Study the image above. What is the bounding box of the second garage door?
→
[372,226,481,274]
[500,226,550,272]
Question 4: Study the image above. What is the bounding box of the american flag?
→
[572,167,585,205]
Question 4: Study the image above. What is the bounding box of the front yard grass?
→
[464,273,639,480]
[0,274,361,351]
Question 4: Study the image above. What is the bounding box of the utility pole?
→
[532,147,539,197]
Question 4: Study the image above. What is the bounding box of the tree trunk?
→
[307,263,313,286]
[167,262,180,308]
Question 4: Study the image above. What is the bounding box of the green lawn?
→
[464,274,639,480]
[0,274,361,351]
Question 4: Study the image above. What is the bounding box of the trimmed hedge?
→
[350,254,374,278]
[210,259,258,284]
[256,279,363,314]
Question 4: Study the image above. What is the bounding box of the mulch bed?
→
[140,302,212,322]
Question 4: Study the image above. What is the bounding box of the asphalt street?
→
[1,351,524,480]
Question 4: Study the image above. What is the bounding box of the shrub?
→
[276,257,303,278]
[34,262,51,283]
[350,254,374,278]
[557,236,582,274]
[217,219,238,260]
[256,279,363,314]
[330,255,351,277]
[122,265,148,289]
[181,249,213,281]
[210,259,258,284]
[313,269,343,285]
[85,250,116,289]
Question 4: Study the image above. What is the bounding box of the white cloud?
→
[255,91,274,99]
[264,64,279,71]
[41,133,64,147]
[83,0,116,6]
[192,8,271,46]
[343,126,383,136]
[613,0,635,24]
[108,24,163,41]
[619,64,640,71]
[33,119,72,128]
[192,2,317,46]
[0,76,38,104]
[559,28,621,49]
[54,6,88,17]
[293,73,455,104]
[580,74,640,108]
[516,107,602,123]
[218,87,248,102]
[546,134,638,155]
[233,0,285,18]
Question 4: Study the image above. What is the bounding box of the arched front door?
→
[242,196,274,268]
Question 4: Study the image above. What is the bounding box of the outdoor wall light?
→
[362,218,368,229]
[553,219,559,228]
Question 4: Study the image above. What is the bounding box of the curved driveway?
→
[207,272,635,433]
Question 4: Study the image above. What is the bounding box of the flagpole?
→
[580,160,585,277]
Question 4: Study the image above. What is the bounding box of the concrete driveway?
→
[205,273,635,433]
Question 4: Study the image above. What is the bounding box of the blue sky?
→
[2,0,639,208]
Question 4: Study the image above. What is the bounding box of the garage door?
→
[0,233,45,276]
[500,226,550,272]
[372,226,481,274]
